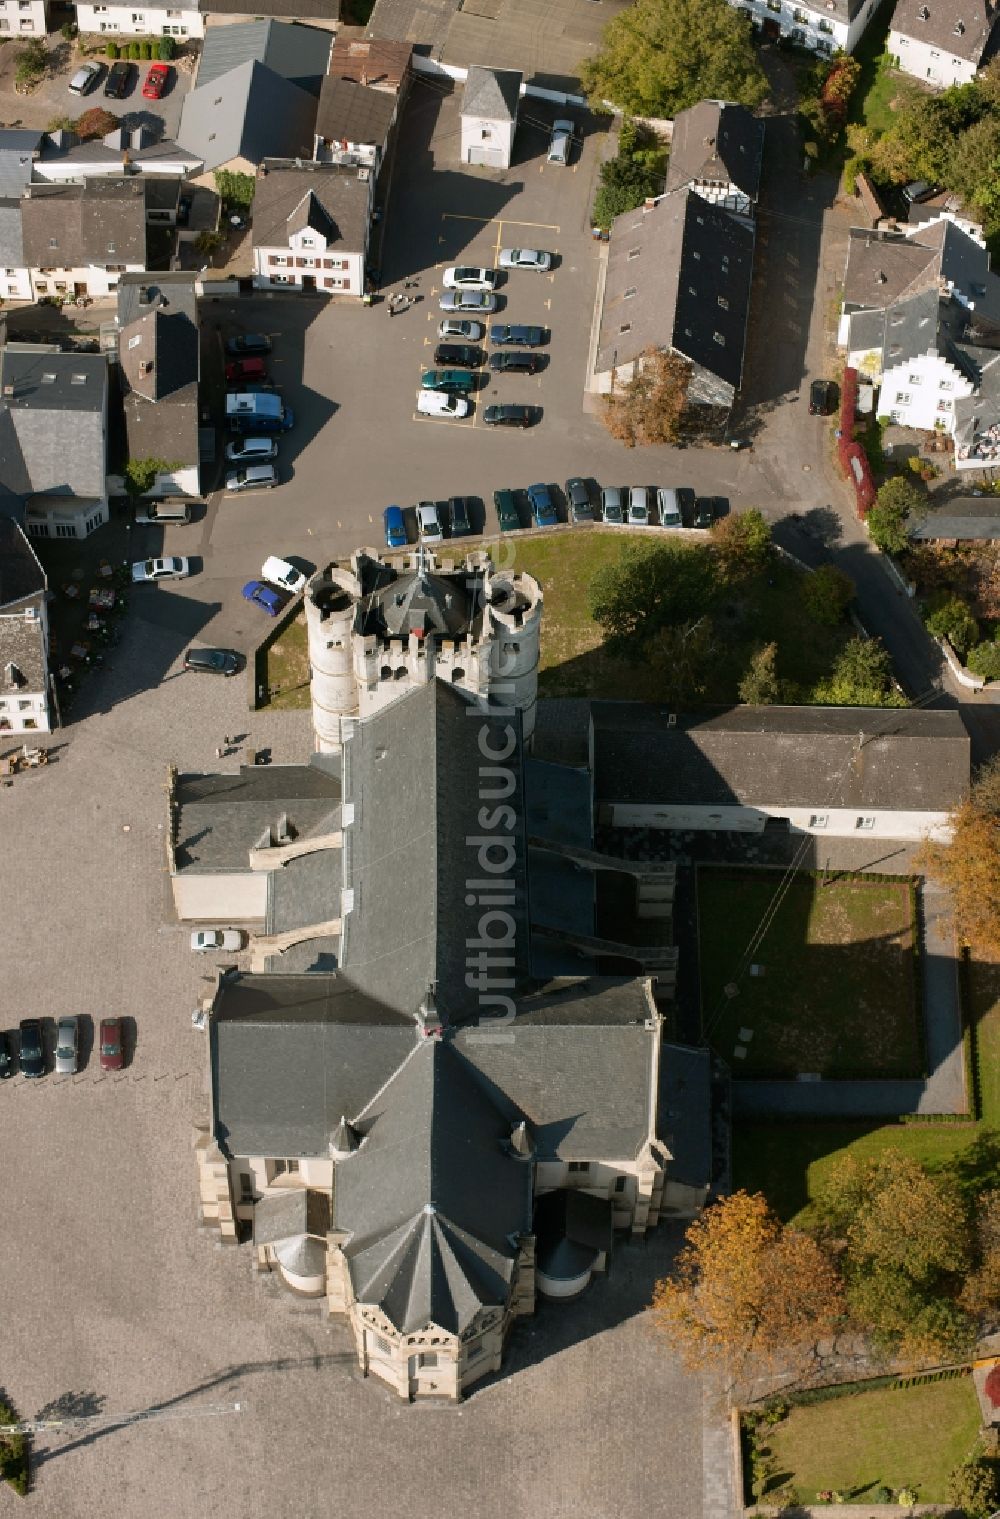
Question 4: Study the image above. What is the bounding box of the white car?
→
[498,248,552,272]
[261,555,307,595]
[416,501,444,541]
[225,436,278,463]
[417,390,470,419]
[627,487,651,526]
[656,488,682,528]
[131,556,190,583]
[442,266,497,292]
[438,318,484,341]
[190,929,243,953]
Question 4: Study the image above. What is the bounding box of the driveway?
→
[0,33,193,137]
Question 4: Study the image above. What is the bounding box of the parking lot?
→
[0,33,192,137]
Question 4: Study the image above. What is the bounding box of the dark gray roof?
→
[252,159,370,255]
[0,515,45,607]
[657,1042,712,1190]
[0,129,42,199]
[253,1187,330,1244]
[364,0,459,49]
[339,679,530,1024]
[119,279,200,467]
[597,189,755,397]
[205,0,340,16]
[210,973,416,1157]
[591,703,970,813]
[0,349,107,502]
[174,761,341,871]
[267,846,343,936]
[0,199,24,268]
[534,1188,612,1279]
[117,272,198,329]
[315,76,396,145]
[20,177,159,269]
[195,18,332,94]
[909,496,1000,540]
[461,65,521,122]
[336,1040,532,1334]
[665,101,763,201]
[178,61,318,172]
[889,0,996,61]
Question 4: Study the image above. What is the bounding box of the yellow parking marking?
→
[442,212,560,232]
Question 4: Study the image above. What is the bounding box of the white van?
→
[547,119,574,166]
[416,390,470,419]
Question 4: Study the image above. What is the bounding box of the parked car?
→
[565,477,594,524]
[442,266,498,291]
[440,290,497,314]
[69,62,102,96]
[55,1016,78,1076]
[483,404,536,428]
[627,487,651,526]
[447,496,473,537]
[261,555,307,595]
[0,1030,14,1079]
[498,248,552,272]
[183,647,241,677]
[438,318,484,341]
[809,378,837,415]
[104,60,134,99]
[226,333,272,356]
[490,323,545,347]
[225,464,278,493]
[433,343,482,369]
[489,350,542,375]
[384,505,407,548]
[527,482,557,528]
[547,118,574,166]
[709,495,730,520]
[416,501,444,541]
[675,487,697,527]
[19,1019,44,1079]
[131,555,189,583]
[99,1017,124,1073]
[417,390,470,419]
[902,180,935,204]
[601,485,625,525]
[692,496,714,529]
[225,357,267,383]
[494,488,522,533]
[242,580,287,617]
[142,62,171,100]
[656,488,683,528]
[420,369,474,395]
[191,929,243,953]
[225,436,277,463]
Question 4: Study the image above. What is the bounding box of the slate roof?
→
[253,158,370,254]
[253,1187,330,1245]
[597,189,755,398]
[20,178,156,269]
[591,703,970,813]
[328,32,412,90]
[338,679,530,1024]
[195,18,332,94]
[665,101,764,201]
[315,75,397,145]
[909,496,1000,540]
[889,0,997,61]
[461,65,521,122]
[842,226,941,309]
[0,200,24,268]
[658,1043,712,1190]
[0,515,45,607]
[0,128,43,198]
[336,1040,532,1334]
[0,349,107,504]
[178,61,317,173]
[174,760,342,871]
[0,520,47,696]
[119,281,201,470]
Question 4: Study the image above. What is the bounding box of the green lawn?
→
[762,1375,982,1503]
[262,610,311,710]
[699,869,921,1079]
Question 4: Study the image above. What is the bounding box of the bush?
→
[60,19,76,39]
[105,40,118,57]
[128,40,141,59]
[14,38,47,86]
[213,169,256,209]
[966,639,1000,679]
[0,1398,28,1497]
[925,594,979,654]
[139,39,152,58]
[157,34,175,60]
[947,1459,999,1519]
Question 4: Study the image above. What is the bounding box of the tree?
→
[74,107,119,141]
[869,84,986,186]
[960,1189,1000,1320]
[867,476,924,554]
[924,594,979,654]
[709,508,772,581]
[802,564,854,626]
[811,636,906,706]
[948,115,1000,217]
[947,1455,1000,1519]
[922,755,1000,953]
[592,124,667,228]
[651,1191,843,1379]
[647,618,715,706]
[579,0,767,119]
[15,38,47,87]
[603,347,691,447]
[739,642,781,705]
[214,169,256,209]
[966,639,1000,680]
[589,537,718,654]
[156,34,175,60]
[124,457,175,496]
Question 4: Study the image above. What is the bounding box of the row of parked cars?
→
[384,484,728,544]
[2,1017,125,1079]
[223,334,295,493]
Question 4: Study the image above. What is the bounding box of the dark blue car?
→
[527,482,557,527]
[242,580,286,617]
[383,505,407,548]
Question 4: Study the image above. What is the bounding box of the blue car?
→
[242,579,287,617]
[383,505,407,548]
[527,482,557,528]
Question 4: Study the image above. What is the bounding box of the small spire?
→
[330,1115,360,1155]
[416,983,443,1037]
[509,1120,534,1158]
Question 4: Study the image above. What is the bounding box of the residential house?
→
[179,62,318,175]
[0,346,109,540]
[251,157,373,296]
[313,77,400,170]
[117,274,201,497]
[665,100,764,217]
[0,517,50,736]
[0,0,49,38]
[593,186,756,407]
[888,0,998,89]
[75,0,204,38]
[908,496,1000,542]
[837,214,1000,468]
[729,0,881,54]
[194,18,331,95]
[0,130,42,301]
[20,176,184,300]
[32,125,204,182]
[327,32,412,92]
[459,65,521,169]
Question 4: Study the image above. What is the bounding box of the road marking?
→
[442,211,559,232]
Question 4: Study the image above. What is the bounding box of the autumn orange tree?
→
[604,347,691,447]
[920,755,1000,953]
[650,1191,843,1380]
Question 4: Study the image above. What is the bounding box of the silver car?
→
[547,119,574,166]
[437,318,484,341]
[439,290,497,314]
[191,929,243,953]
[498,248,552,272]
[55,1017,78,1075]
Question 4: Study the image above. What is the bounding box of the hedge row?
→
[837,366,876,518]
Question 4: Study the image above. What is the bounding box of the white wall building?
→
[251,158,371,297]
[75,1,204,37]
[888,0,997,90]
[729,0,881,54]
[0,0,49,36]
[0,520,51,737]
[459,66,521,169]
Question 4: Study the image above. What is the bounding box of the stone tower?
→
[304,565,361,755]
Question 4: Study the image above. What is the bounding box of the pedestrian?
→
[215,746,223,759]
[223,736,230,747]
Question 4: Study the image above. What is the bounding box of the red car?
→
[142,62,171,100]
[99,1017,124,1072]
[225,356,267,383]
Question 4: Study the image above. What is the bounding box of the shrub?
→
[875,1486,894,1503]
[15,38,47,86]
[128,40,141,58]
[60,19,76,39]
[157,34,175,59]
[105,40,118,57]
[139,39,152,58]
[947,1457,998,1519]
[966,639,1000,679]
[925,594,979,654]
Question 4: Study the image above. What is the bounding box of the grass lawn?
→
[262,610,311,710]
[762,1375,982,1503]
[698,868,921,1078]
